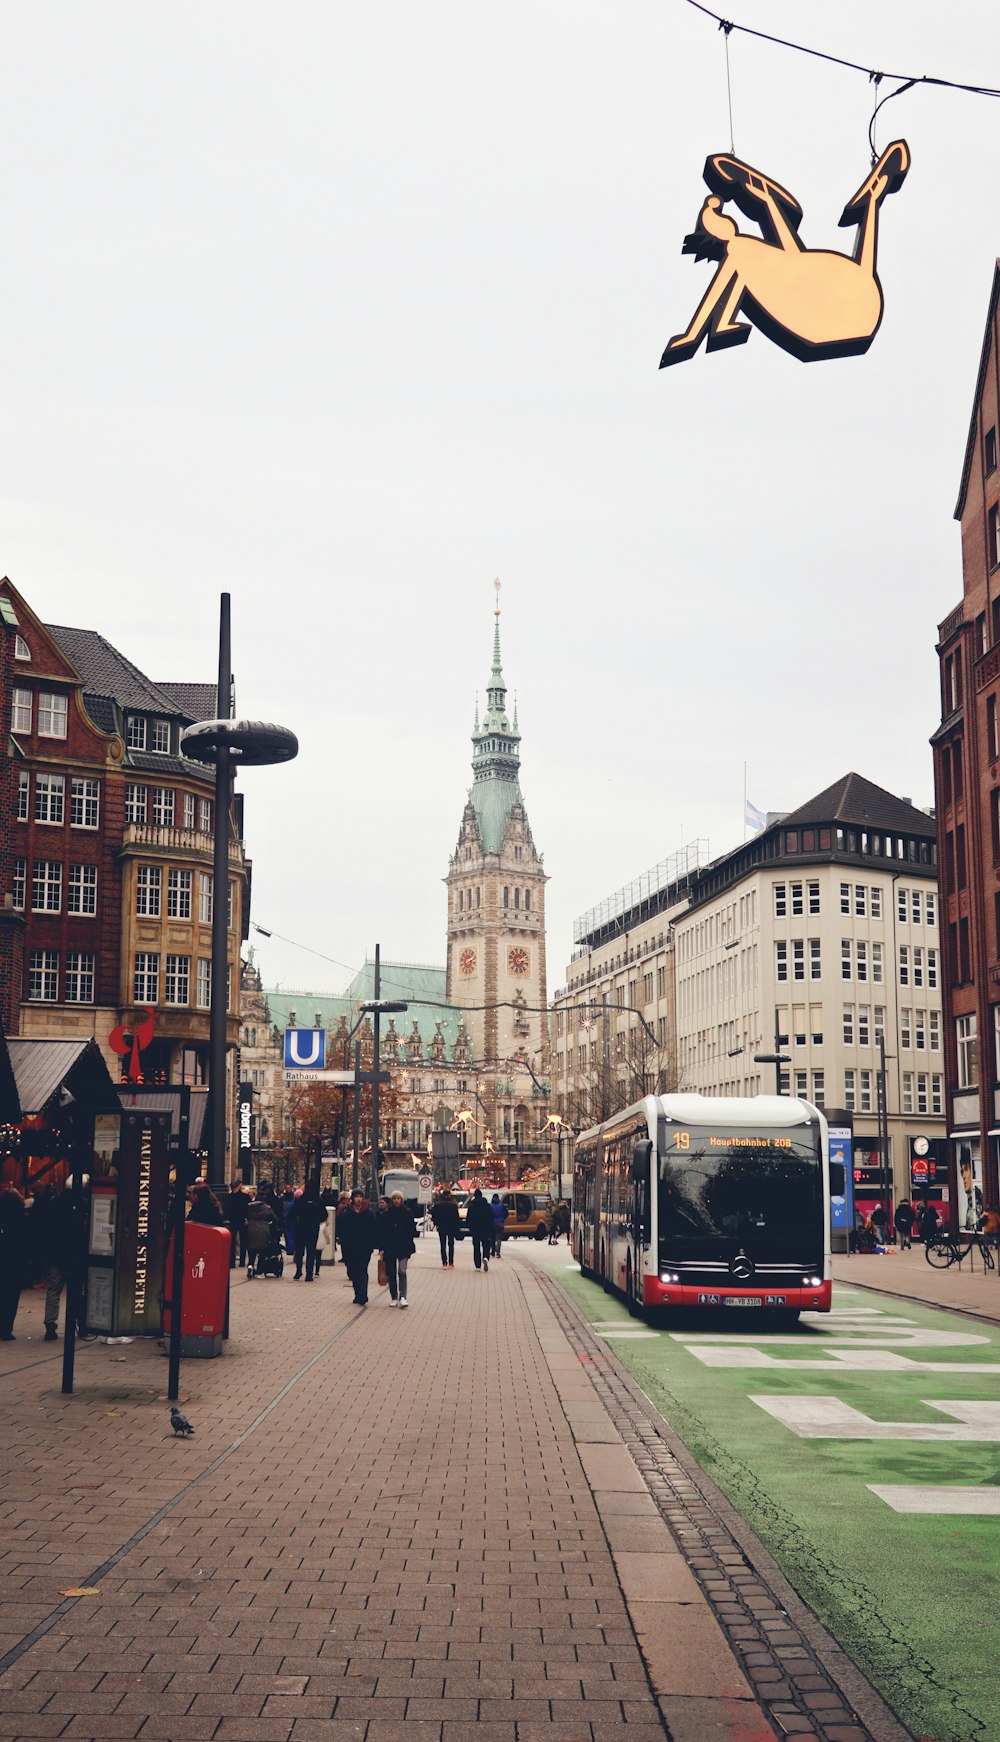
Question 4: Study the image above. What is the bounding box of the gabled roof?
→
[779,772,934,836]
[955,259,1000,520]
[157,682,217,722]
[46,625,181,716]
[4,1037,120,1117]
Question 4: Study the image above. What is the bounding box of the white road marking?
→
[687,1346,1000,1373]
[751,1396,1000,1440]
[868,1485,1000,1515]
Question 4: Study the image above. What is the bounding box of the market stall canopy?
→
[3,1036,120,1120]
[117,1085,210,1149]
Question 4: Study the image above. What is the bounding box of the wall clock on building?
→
[458,947,478,977]
[507,946,530,976]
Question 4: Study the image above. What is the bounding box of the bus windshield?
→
[659,1128,822,1262]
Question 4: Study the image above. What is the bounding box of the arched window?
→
[14,635,30,661]
[459,890,464,912]
[503,887,509,908]
[514,888,520,910]
[525,890,531,912]
[476,886,481,908]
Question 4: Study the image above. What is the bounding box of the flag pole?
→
[743,762,747,842]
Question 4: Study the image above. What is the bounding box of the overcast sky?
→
[3,3,998,1001]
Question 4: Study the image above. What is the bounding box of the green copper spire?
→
[469,580,522,854]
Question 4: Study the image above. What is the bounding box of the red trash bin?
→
[163,1223,231,1357]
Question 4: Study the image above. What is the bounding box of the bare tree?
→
[558,1014,683,1132]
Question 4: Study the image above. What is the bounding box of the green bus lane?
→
[544,1254,1000,1742]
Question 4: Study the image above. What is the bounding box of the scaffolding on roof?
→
[572,839,709,946]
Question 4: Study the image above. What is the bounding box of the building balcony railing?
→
[122,822,245,864]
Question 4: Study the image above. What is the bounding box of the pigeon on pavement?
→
[170,1407,195,1437]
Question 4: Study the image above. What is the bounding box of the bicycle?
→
[924,1230,996,1272]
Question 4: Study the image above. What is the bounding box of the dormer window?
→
[14,634,30,661]
[126,715,147,750]
[151,719,171,754]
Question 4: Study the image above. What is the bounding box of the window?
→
[34,773,65,824]
[872,942,884,984]
[900,1007,911,1049]
[17,769,29,821]
[65,952,95,1004]
[514,887,520,910]
[911,889,923,925]
[899,945,909,985]
[69,776,100,828]
[525,889,530,912]
[989,503,1000,570]
[152,787,174,826]
[926,892,936,927]
[874,1005,885,1045]
[790,881,804,916]
[31,861,62,912]
[810,1070,825,1106]
[840,882,851,916]
[136,865,161,917]
[987,426,998,475]
[14,634,30,661]
[196,958,212,1008]
[844,1068,856,1112]
[503,887,509,909]
[931,1074,943,1115]
[228,880,235,932]
[38,692,68,738]
[914,1008,926,1052]
[773,883,787,917]
[927,948,938,988]
[167,869,192,919]
[956,1013,978,1088]
[855,884,866,917]
[12,858,26,910]
[794,1070,808,1098]
[898,887,907,924]
[990,696,1000,764]
[841,939,852,980]
[915,1072,929,1115]
[775,941,788,982]
[913,946,924,987]
[164,954,190,1006]
[930,1009,941,1052]
[28,950,59,1002]
[809,938,821,979]
[199,873,213,924]
[807,880,820,915]
[134,952,160,1003]
[151,720,171,754]
[792,940,805,981]
[856,940,868,982]
[859,1069,873,1113]
[11,687,31,733]
[67,864,97,916]
[843,1004,854,1046]
[902,1071,914,1115]
[199,797,212,832]
[125,784,147,824]
[870,886,882,919]
[183,792,195,829]
[126,715,147,750]
[857,1005,870,1047]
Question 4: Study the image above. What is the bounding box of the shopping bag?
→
[377,1256,387,1287]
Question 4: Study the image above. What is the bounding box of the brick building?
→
[2,575,248,1164]
[932,261,1000,1220]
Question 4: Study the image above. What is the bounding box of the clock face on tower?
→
[507,945,530,977]
[458,947,478,977]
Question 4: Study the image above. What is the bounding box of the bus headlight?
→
[660,1271,680,1284]
[803,1275,822,1288]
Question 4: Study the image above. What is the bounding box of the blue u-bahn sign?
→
[284,1027,326,1070]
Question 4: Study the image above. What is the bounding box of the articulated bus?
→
[573,1093,831,1319]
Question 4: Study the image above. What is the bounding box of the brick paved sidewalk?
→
[833,1243,1000,1322]
[0,1237,769,1742]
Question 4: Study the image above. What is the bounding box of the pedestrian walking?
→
[894,1198,914,1250]
[918,1201,940,1244]
[337,1191,378,1304]
[380,1192,416,1306]
[466,1188,494,1272]
[431,1188,460,1268]
[869,1200,887,1246]
[188,1182,225,1225]
[293,1187,328,1281]
[225,1179,251,1268]
[0,1187,30,1340]
[32,1182,86,1341]
[489,1192,506,1258]
[548,1200,570,1245]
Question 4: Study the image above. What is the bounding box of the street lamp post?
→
[358,942,407,1209]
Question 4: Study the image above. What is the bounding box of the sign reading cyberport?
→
[284,1027,327,1071]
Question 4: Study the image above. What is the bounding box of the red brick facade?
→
[932,263,1000,1216]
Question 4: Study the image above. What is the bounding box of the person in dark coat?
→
[489,1193,507,1258]
[918,1201,940,1244]
[245,1192,281,1261]
[225,1180,251,1268]
[894,1198,914,1250]
[0,1188,30,1340]
[431,1189,460,1268]
[338,1191,378,1304]
[282,1187,298,1256]
[380,1193,416,1305]
[33,1183,84,1341]
[466,1188,494,1272]
[293,1189,328,1281]
[188,1183,225,1225]
[869,1200,887,1245]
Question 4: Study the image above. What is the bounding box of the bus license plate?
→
[724,1296,762,1307]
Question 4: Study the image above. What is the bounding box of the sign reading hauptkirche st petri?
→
[661,141,909,367]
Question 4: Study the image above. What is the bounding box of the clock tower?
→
[446,588,549,1120]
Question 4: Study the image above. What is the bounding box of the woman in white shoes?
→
[380,1191,416,1307]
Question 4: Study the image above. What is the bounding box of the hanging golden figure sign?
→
[660,140,909,367]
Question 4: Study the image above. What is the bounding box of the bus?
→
[573,1093,831,1318]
